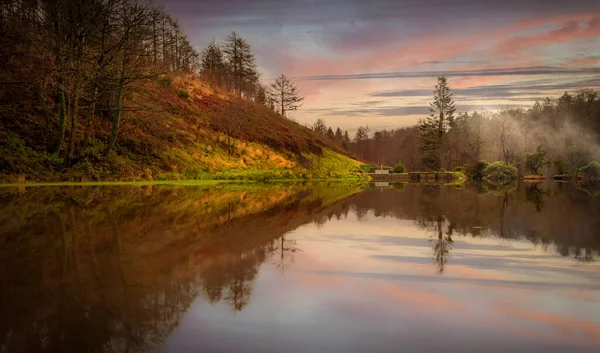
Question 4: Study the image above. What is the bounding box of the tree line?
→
[316,77,600,175]
[198,35,303,117]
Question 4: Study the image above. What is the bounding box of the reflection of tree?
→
[0,185,352,353]
[273,235,300,273]
[499,191,509,238]
[224,254,259,311]
[416,186,455,273]
[431,215,454,274]
[525,183,548,212]
[355,207,368,221]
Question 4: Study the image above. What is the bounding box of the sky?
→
[159,0,600,133]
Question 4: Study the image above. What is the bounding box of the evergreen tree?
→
[418,76,456,170]
[223,32,259,96]
[334,127,343,142]
[253,84,268,105]
[200,38,226,87]
[268,74,303,117]
[343,130,350,143]
[326,127,335,139]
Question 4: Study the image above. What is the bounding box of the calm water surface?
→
[0,182,599,353]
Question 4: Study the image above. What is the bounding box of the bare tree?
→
[268,74,303,117]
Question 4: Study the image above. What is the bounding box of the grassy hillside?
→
[0,74,363,183]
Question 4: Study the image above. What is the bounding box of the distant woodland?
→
[317,79,600,177]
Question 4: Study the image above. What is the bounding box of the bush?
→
[177,89,190,99]
[553,158,567,175]
[393,162,405,173]
[453,166,464,172]
[483,161,518,185]
[524,145,548,175]
[359,164,375,172]
[579,161,600,178]
[158,76,173,87]
[465,161,489,181]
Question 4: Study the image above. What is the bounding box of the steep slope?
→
[0,74,362,183]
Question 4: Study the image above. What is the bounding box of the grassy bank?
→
[1,74,365,184]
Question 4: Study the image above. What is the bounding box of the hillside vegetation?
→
[0,0,362,184]
[0,74,362,183]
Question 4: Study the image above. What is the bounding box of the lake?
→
[0,182,599,353]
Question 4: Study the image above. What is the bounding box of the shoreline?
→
[0,177,368,188]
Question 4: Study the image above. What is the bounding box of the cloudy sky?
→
[160,0,600,132]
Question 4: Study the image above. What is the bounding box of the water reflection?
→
[0,181,598,352]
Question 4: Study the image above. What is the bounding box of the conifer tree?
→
[200,38,226,87]
[418,76,456,170]
[222,32,259,96]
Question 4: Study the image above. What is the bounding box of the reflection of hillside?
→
[349,183,600,262]
[0,183,361,353]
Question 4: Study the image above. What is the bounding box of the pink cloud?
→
[280,13,599,78]
[493,17,600,55]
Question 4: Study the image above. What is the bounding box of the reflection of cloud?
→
[497,303,600,345]
[300,269,600,291]
[376,282,463,310]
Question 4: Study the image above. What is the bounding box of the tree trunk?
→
[65,71,82,166]
[82,85,99,152]
[49,79,67,155]
[105,84,123,157]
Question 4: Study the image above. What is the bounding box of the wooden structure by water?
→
[370,172,456,183]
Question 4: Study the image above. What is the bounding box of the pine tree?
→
[326,127,335,139]
[200,38,226,87]
[223,32,259,96]
[343,131,350,143]
[418,76,456,170]
[268,74,303,117]
[334,127,343,142]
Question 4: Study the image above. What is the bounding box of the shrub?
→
[465,160,489,181]
[359,164,375,172]
[553,158,567,175]
[453,166,464,172]
[579,161,600,178]
[158,76,173,87]
[177,89,190,99]
[393,162,405,173]
[524,145,548,175]
[483,161,518,185]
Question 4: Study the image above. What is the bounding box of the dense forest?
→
[313,79,600,177]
